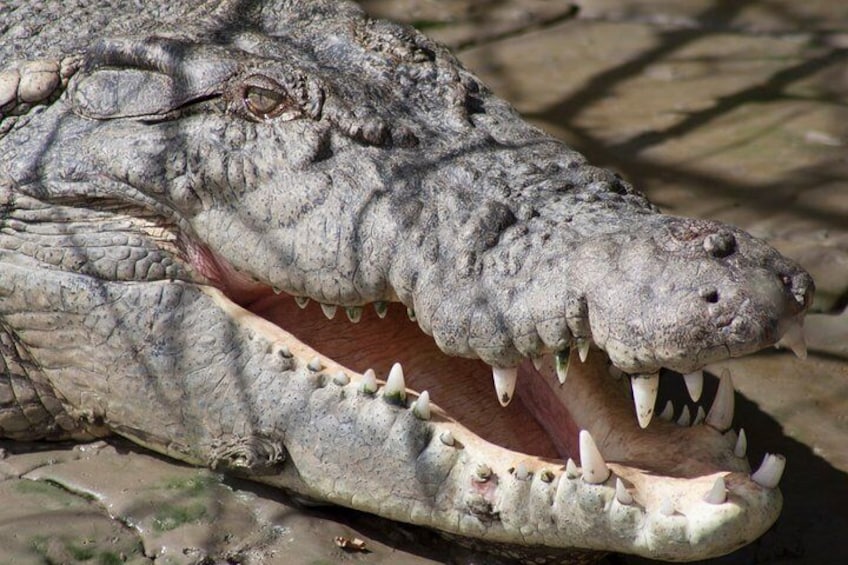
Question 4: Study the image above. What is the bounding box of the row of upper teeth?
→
[295,294,805,436]
[332,360,786,510]
[289,295,417,323]
[492,352,731,431]
[495,317,807,430]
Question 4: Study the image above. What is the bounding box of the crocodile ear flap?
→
[71,37,236,120]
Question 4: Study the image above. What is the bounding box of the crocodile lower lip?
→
[241,288,787,561]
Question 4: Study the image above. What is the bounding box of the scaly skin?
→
[0,0,812,562]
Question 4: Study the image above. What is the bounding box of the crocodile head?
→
[1,0,813,562]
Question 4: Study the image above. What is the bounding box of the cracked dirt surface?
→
[1,1,847,564]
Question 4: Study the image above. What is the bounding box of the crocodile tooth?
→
[734,428,747,458]
[705,369,734,431]
[412,390,431,420]
[439,431,455,446]
[776,320,807,359]
[751,453,786,489]
[703,477,727,504]
[345,306,363,323]
[677,405,691,427]
[615,478,633,505]
[515,461,530,481]
[294,296,310,309]
[359,368,377,394]
[492,366,517,407]
[272,286,283,295]
[374,301,388,319]
[693,405,706,426]
[565,458,580,479]
[383,362,406,402]
[531,357,543,371]
[320,303,337,319]
[658,400,675,421]
[332,371,350,386]
[307,357,323,372]
[579,430,610,484]
[555,350,569,384]
[631,372,659,429]
[683,370,704,401]
[407,307,416,322]
[577,339,590,363]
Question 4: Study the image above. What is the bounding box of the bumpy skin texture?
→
[0,0,813,562]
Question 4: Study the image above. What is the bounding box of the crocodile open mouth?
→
[226,284,801,560]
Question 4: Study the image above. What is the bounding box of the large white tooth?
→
[407,307,416,322]
[492,366,518,407]
[734,428,747,458]
[776,320,807,360]
[751,453,786,489]
[676,405,691,427]
[383,362,406,402]
[706,369,735,431]
[555,351,569,384]
[703,477,727,504]
[658,400,675,421]
[294,296,310,309]
[320,303,337,319]
[577,339,590,363]
[579,430,610,484]
[683,370,704,402]
[345,306,363,323]
[360,368,378,394]
[412,390,431,420]
[631,372,659,429]
[615,478,633,505]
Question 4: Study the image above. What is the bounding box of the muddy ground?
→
[1,1,846,564]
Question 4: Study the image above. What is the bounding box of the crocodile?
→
[0,0,814,562]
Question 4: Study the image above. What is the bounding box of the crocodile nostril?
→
[699,288,720,303]
[703,232,737,258]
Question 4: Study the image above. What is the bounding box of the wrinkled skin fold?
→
[0,0,813,562]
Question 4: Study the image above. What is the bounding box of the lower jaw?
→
[238,291,785,560]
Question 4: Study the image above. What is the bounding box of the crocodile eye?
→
[245,86,286,116]
[241,76,300,120]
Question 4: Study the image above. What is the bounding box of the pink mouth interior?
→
[251,294,578,460]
